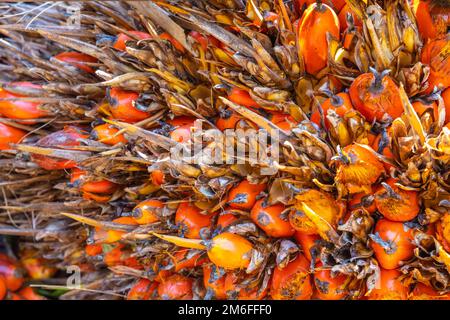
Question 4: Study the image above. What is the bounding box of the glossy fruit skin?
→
[251,199,295,238]
[157,275,193,300]
[150,170,165,186]
[167,117,196,143]
[127,278,158,300]
[370,130,395,172]
[410,283,450,300]
[310,92,353,128]
[32,126,88,170]
[0,275,7,300]
[131,199,164,225]
[203,265,227,300]
[107,88,149,123]
[223,272,268,300]
[271,254,313,300]
[349,72,403,122]
[216,212,239,230]
[367,269,408,300]
[440,87,450,124]
[370,219,415,270]
[298,2,340,76]
[294,232,320,261]
[374,178,420,222]
[290,189,342,234]
[91,123,127,145]
[313,265,348,300]
[335,143,385,194]
[0,82,48,120]
[227,88,260,108]
[54,52,97,73]
[0,123,26,150]
[216,109,244,131]
[0,259,24,291]
[207,232,253,270]
[70,168,118,195]
[268,111,297,132]
[94,217,138,244]
[414,0,450,41]
[421,38,450,93]
[175,202,214,239]
[227,179,267,211]
[113,31,152,51]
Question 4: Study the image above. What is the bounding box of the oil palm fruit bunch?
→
[0,0,449,300]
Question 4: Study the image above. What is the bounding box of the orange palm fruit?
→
[271,253,313,300]
[131,199,164,225]
[175,202,215,239]
[0,123,26,150]
[297,2,340,76]
[107,88,149,123]
[250,199,295,238]
[91,123,127,145]
[157,275,193,300]
[0,82,48,120]
[349,68,403,122]
[227,179,267,211]
[127,278,158,300]
[421,37,450,93]
[113,31,152,51]
[54,52,97,73]
[367,268,408,300]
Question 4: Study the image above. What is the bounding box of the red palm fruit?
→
[54,52,97,73]
[271,253,313,300]
[0,259,24,291]
[367,268,408,300]
[313,264,348,300]
[107,88,149,123]
[227,179,267,210]
[374,178,420,222]
[294,232,320,261]
[370,219,415,270]
[167,116,196,143]
[150,170,165,186]
[85,244,103,257]
[203,265,227,300]
[421,37,450,93]
[159,32,185,53]
[171,250,207,272]
[216,212,239,229]
[410,283,450,300]
[310,92,353,128]
[0,275,6,300]
[70,168,118,195]
[175,202,214,239]
[334,143,385,194]
[349,69,403,122]
[250,199,295,238]
[113,31,152,51]
[297,2,340,76]
[413,0,450,41]
[348,192,377,214]
[227,88,260,108]
[103,244,140,268]
[0,123,26,150]
[223,272,268,300]
[94,217,138,244]
[91,123,127,145]
[338,4,362,32]
[32,126,88,170]
[131,199,164,225]
[127,278,158,300]
[157,275,193,300]
[0,82,48,120]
